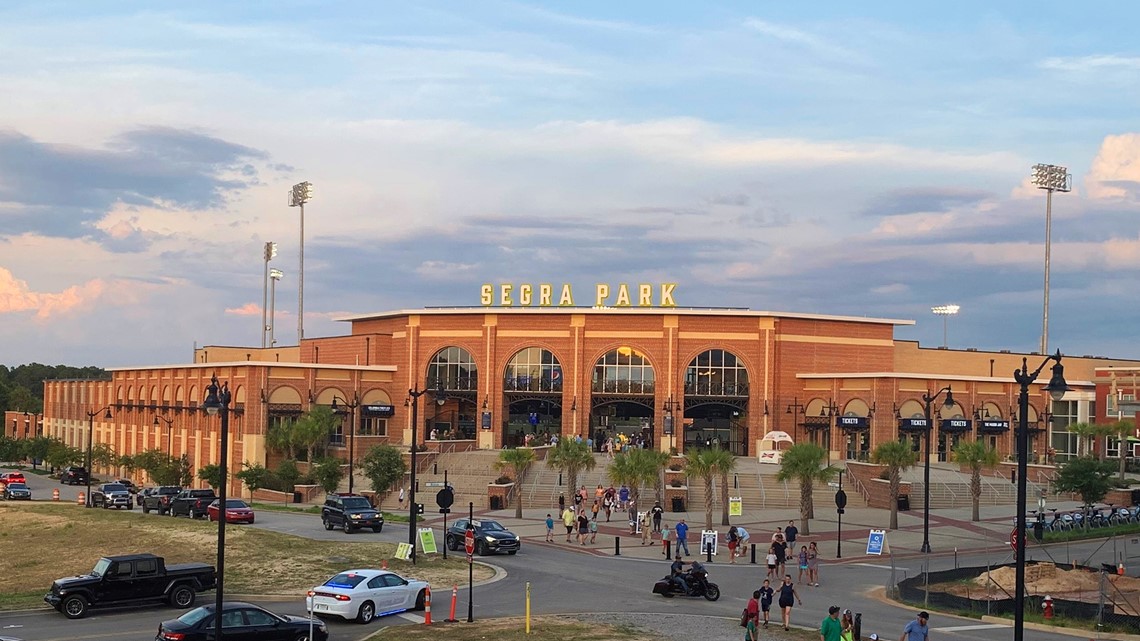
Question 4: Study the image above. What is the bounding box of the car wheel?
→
[508,550,518,555]
[372,525,383,533]
[143,504,150,514]
[169,585,195,608]
[343,519,352,534]
[356,600,375,624]
[169,508,177,517]
[188,508,197,519]
[476,540,488,556]
[323,518,332,531]
[61,595,88,619]
[414,589,426,610]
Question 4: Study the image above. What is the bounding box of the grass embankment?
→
[370,617,652,641]
[0,502,492,611]
[1041,521,1140,543]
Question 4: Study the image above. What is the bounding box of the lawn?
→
[1041,521,1140,543]
[0,502,492,610]
[367,616,822,641]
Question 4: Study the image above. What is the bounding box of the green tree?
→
[954,440,1000,522]
[359,444,407,507]
[546,439,596,500]
[776,443,837,535]
[607,450,655,507]
[275,459,302,493]
[235,462,272,499]
[871,440,917,530]
[23,436,55,470]
[495,448,537,518]
[1095,420,1136,483]
[683,449,718,530]
[197,464,223,491]
[0,435,21,462]
[90,443,118,472]
[707,448,738,526]
[1053,456,1115,506]
[293,406,339,463]
[312,457,346,494]
[266,418,300,459]
[45,440,82,471]
[1067,422,1099,459]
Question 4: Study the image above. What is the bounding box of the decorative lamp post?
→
[201,374,231,641]
[330,392,361,494]
[786,398,806,446]
[920,386,955,554]
[931,305,960,349]
[407,378,446,564]
[84,406,113,507]
[288,181,314,344]
[1013,350,1067,641]
[1030,164,1071,354]
[154,414,175,456]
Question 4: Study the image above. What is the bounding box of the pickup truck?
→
[169,489,217,519]
[92,483,133,509]
[141,485,183,514]
[44,553,216,619]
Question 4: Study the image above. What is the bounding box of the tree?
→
[707,448,738,526]
[359,444,407,507]
[44,440,82,471]
[266,419,300,459]
[235,462,272,500]
[1053,457,1115,506]
[90,443,118,473]
[275,459,302,493]
[0,435,21,462]
[1095,420,1136,483]
[546,439,596,499]
[312,457,346,494]
[954,440,1000,522]
[607,450,652,507]
[683,449,718,530]
[1067,422,1099,459]
[495,448,537,518]
[198,464,223,491]
[293,406,339,463]
[775,443,836,535]
[23,436,55,469]
[871,440,917,530]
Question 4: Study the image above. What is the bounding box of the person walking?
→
[808,541,821,587]
[785,519,799,546]
[661,522,671,557]
[840,609,855,641]
[773,533,788,578]
[820,605,842,641]
[591,499,600,522]
[589,516,598,543]
[777,574,802,632]
[558,492,565,514]
[398,486,406,509]
[573,488,583,510]
[545,513,554,542]
[577,511,590,546]
[651,501,664,533]
[641,510,652,545]
[758,579,775,628]
[765,546,778,579]
[602,493,613,522]
[900,612,929,641]
[618,484,630,510]
[744,590,761,641]
[674,518,690,556]
[562,506,575,543]
[627,500,638,534]
[797,545,809,582]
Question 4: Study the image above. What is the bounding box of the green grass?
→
[1041,521,1140,543]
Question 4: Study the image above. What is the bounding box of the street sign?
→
[1009,527,1022,550]
[464,529,475,555]
[866,530,887,556]
[439,508,452,514]
[436,487,455,509]
[466,553,473,564]
[835,489,848,510]
[425,482,447,488]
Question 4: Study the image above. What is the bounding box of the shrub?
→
[669,478,684,488]
[493,475,513,485]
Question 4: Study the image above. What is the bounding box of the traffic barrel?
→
[77,492,85,505]
[423,586,432,625]
[52,488,60,502]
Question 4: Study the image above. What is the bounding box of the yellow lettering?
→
[500,284,513,306]
[539,284,553,306]
[660,283,677,307]
[615,283,631,306]
[559,284,574,306]
[638,284,652,306]
[480,284,493,306]
[595,283,610,306]
[519,284,532,306]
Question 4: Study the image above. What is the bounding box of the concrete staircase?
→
[904,465,1070,510]
[410,450,503,511]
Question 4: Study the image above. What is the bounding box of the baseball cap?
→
[869,635,879,641]
[918,611,929,619]
[828,606,840,615]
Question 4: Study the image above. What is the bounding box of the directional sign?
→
[464,528,475,555]
[425,482,447,488]
[728,497,742,517]
[418,527,438,554]
[394,542,413,561]
[866,530,887,556]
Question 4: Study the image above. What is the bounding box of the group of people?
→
[815,609,928,641]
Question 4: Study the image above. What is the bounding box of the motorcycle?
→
[652,561,721,601]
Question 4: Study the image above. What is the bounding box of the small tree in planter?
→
[312,457,346,494]
[871,441,916,530]
[494,447,537,518]
[197,464,223,491]
[954,440,999,522]
[235,462,272,500]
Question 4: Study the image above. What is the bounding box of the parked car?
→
[207,499,255,524]
[141,486,183,514]
[156,602,327,641]
[321,493,384,533]
[307,569,427,623]
[113,478,138,494]
[91,483,133,509]
[59,466,88,485]
[0,472,27,487]
[169,489,218,519]
[446,518,520,555]
[2,482,32,500]
[44,553,216,619]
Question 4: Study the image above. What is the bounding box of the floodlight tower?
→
[1030,164,1071,354]
[288,181,314,344]
[931,305,960,349]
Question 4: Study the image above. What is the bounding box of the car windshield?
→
[177,606,214,626]
[225,500,248,508]
[92,558,111,577]
[342,497,372,509]
[104,484,127,492]
[324,573,368,588]
[479,521,505,532]
[7,483,27,490]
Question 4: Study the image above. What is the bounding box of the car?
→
[321,494,384,533]
[169,489,218,519]
[0,472,27,487]
[446,518,520,555]
[91,483,133,509]
[44,553,215,619]
[2,482,32,500]
[113,478,139,494]
[157,602,328,641]
[207,499,255,524]
[307,569,427,624]
[141,485,184,514]
[59,466,88,485]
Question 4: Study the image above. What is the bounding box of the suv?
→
[60,466,89,485]
[92,483,133,509]
[322,494,383,534]
[141,486,183,514]
[169,489,218,519]
[446,518,520,555]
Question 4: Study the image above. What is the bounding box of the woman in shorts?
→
[765,545,778,579]
[726,526,739,563]
[777,574,801,632]
[807,541,820,586]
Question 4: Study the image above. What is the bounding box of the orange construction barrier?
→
[381,559,388,570]
[445,584,458,623]
[52,488,60,502]
[423,586,432,625]
[77,492,85,505]
[1120,563,1126,576]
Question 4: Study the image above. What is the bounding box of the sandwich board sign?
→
[700,530,718,555]
[866,530,889,556]
[418,527,438,554]
[728,497,743,517]
[394,542,413,561]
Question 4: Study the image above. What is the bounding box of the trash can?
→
[671,496,685,512]
[897,495,910,511]
[292,491,303,504]
[1131,489,1140,506]
[489,495,503,510]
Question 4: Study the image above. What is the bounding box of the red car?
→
[207,498,255,524]
[0,472,27,486]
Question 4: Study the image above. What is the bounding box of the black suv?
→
[446,518,520,555]
[60,466,89,485]
[141,486,184,514]
[321,494,383,533]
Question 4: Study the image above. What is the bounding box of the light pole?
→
[268,268,283,346]
[1030,164,1071,355]
[154,414,175,456]
[407,378,445,564]
[1013,350,1067,641]
[201,373,232,641]
[662,396,679,452]
[931,305,959,349]
[84,406,113,507]
[330,392,360,494]
[920,386,954,554]
[288,181,314,344]
[261,241,277,348]
[786,397,806,445]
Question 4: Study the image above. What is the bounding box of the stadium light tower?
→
[268,268,284,347]
[261,241,277,348]
[288,181,314,345]
[931,304,960,349]
[1030,164,1071,354]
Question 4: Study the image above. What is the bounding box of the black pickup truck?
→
[44,553,216,619]
[169,488,218,519]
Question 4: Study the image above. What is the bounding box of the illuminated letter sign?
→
[480,282,677,308]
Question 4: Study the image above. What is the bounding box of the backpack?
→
[740,607,750,627]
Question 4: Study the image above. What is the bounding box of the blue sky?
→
[1,2,1139,366]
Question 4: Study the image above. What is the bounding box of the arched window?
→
[504,348,562,392]
[592,347,655,394]
[428,346,478,392]
[684,349,749,396]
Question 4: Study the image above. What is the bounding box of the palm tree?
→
[644,449,671,506]
[954,440,999,522]
[1096,420,1136,483]
[1067,422,1099,458]
[775,443,835,535]
[872,440,917,530]
[546,439,596,500]
[683,449,717,530]
[608,449,666,509]
[702,448,737,526]
[293,405,340,464]
[494,448,537,518]
[607,451,641,505]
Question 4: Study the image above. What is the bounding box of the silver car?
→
[93,483,132,509]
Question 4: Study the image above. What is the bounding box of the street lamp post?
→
[288,182,314,344]
[84,406,113,507]
[154,414,175,456]
[268,268,283,346]
[330,393,361,494]
[261,241,277,348]
[786,397,806,445]
[920,386,955,554]
[407,379,446,565]
[1030,164,1071,355]
[931,305,960,349]
[1013,350,1067,641]
[201,374,232,641]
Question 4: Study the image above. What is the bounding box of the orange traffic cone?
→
[1119,563,1125,576]
[381,559,388,570]
[423,587,432,625]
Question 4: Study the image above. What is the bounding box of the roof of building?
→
[107,361,396,373]
[336,306,917,326]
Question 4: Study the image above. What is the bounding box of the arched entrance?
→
[591,347,655,450]
[896,399,926,459]
[937,403,971,462]
[839,399,872,461]
[502,347,564,447]
[684,349,750,455]
[427,346,479,440]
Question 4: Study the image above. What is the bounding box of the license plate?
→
[316,604,328,610]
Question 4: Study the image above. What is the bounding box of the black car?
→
[321,494,383,533]
[2,482,31,500]
[169,489,217,519]
[60,466,88,485]
[141,486,184,514]
[446,518,520,555]
[156,602,328,641]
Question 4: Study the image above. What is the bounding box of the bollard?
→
[423,586,432,625]
[445,584,458,623]
[525,581,531,634]
[954,548,958,569]
[854,613,862,640]
[750,543,756,565]
[615,536,621,556]
[52,488,60,502]
[433,463,438,475]
[77,492,85,505]
[666,541,671,560]
[705,542,713,563]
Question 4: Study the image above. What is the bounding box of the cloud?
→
[1086,133,1140,200]
[861,187,994,217]
[1039,55,1140,72]
[0,267,109,319]
[742,18,859,62]
[224,303,261,316]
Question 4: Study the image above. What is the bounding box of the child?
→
[758,579,775,628]
[797,545,809,583]
[661,522,671,556]
[766,546,778,579]
[589,517,598,543]
[545,513,554,542]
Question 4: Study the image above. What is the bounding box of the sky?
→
[2,1,1139,368]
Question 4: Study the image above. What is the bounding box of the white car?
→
[307,569,428,624]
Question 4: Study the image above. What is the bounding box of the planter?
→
[1105,488,1139,507]
[865,478,912,510]
[487,482,515,511]
[665,485,688,513]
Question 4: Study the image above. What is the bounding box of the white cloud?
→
[1039,55,1140,72]
[1086,133,1140,200]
